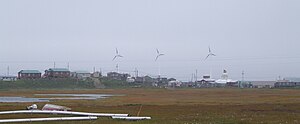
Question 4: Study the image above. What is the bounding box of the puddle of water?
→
[35,94,119,100]
[0,97,49,103]
[40,97,97,100]
[0,94,122,103]
[34,94,118,99]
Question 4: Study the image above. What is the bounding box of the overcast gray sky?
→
[0,0,300,81]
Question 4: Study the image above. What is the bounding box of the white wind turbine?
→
[205,46,216,79]
[112,48,123,73]
[205,46,216,60]
[155,49,165,61]
[112,48,123,61]
[155,49,164,78]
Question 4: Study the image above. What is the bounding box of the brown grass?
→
[0,88,299,123]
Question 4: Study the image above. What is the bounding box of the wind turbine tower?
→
[112,48,123,73]
[242,70,245,82]
[67,62,70,70]
[7,66,9,76]
[134,68,139,78]
[116,64,119,73]
[240,70,245,88]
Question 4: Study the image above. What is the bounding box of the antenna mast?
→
[7,66,9,76]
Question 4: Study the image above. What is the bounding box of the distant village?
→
[0,67,300,89]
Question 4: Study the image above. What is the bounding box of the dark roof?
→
[19,70,41,74]
[47,68,70,72]
[73,71,90,74]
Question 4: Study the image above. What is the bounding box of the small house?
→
[44,68,70,78]
[18,70,41,79]
[107,72,130,81]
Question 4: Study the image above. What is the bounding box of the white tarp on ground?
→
[42,104,71,111]
[0,116,97,123]
[112,116,151,120]
[0,110,128,117]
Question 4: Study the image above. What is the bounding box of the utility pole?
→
[195,69,198,82]
[54,62,56,68]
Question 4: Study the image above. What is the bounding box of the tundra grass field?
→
[0,88,300,124]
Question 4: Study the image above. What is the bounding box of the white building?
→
[92,71,101,78]
[251,81,275,88]
[168,80,182,87]
[215,70,238,84]
[126,77,135,83]
[71,71,91,80]
[0,76,17,81]
[196,75,216,87]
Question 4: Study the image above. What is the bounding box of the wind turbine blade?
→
[208,47,211,53]
[156,49,159,54]
[116,48,118,54]
[211,54,216,56]
[112,56,117,61]
[155,55,159,61]
[205,54,210,60]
